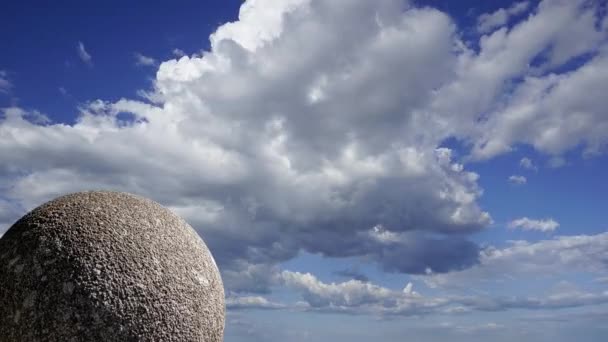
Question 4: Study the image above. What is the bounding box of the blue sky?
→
[1,0,608,341]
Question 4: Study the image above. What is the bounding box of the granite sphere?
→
[0,191,225,342]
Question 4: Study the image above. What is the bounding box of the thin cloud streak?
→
[76,41,92,66]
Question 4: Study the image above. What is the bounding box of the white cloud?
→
[477,1,530,33]
[519,157,537,171]
[508,175,527,185]
[172,48,186,57]
[134,53,157,66]
[419,232,608,289]
[76,41,93,66]
[464,0,608,159]
[281,270,420,309]
[1,0,607,296]
[456,290,608,312]
[473,50,608,158]
[0,0,493,290]
[402,282,415,295]
[275,268,608,316]
[222,261,280,294]
[509,217,559,232]
[209,0,310,52]
[0,70,12,93]
[226,296,285,310]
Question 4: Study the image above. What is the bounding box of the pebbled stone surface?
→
[0,191,224,342]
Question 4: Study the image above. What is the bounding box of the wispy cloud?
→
[508,175,527,185]
[519,157,538,171]
[225,268,608,316]
[226,296,285,310]
[477,1,530,33]
[508,217,559,232]
[0,70,12,93]
[172,48,186,57]
[134,52,157,66]
[418,232,608,292]
[76,41,92,66]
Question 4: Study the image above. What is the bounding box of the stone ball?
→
[0,191,225,342]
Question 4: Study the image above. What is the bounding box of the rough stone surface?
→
[0,191,224,342]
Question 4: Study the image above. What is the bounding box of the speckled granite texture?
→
[0,191,225,342]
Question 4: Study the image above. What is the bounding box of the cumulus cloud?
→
[0,124,485,276]
[76,41,93,66]
[280,270,424,312]
[419,232,608,289]
[473,49,608,158]
[134,53,157,66]
[508,175,527,185]
[221,261,280,294]
[1,0,607,296]
[234,268,608,316]
[0,0,495,292]
[463,0,608,159]
[508,217,559,232]
[477,1,530,33]
[519,157,537,171]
